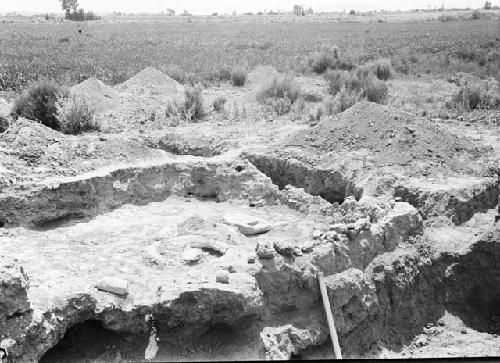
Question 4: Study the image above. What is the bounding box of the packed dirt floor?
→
[0,67,499,362]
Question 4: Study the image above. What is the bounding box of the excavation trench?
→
[37,225,500,361]
[245,152,362,205]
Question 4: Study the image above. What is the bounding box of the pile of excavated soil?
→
[116,67,184,97]
[0,118,168,182]
[288,101,490,177]
[70,77,119,112]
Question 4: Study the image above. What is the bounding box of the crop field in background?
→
[0,16,499,92]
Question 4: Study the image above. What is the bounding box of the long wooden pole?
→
[318,271,343,359]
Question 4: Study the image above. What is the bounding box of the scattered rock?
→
[415,336,429,347]
[273,240,298,257]
[223,213,272,236]
[95,277,129,296]
[181,247,204,263]
[437,318,446,326]
[256,241,276,259]
[460,328,467,334]
[216,271,230,284]
[312,230,322,239]
[189,238,229,255]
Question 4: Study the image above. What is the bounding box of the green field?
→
[0,16,499,91]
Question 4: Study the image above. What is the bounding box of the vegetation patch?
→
[11,80,68,131]
[181,86,206,122]
[56,94,99,134]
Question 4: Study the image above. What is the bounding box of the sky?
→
[0,0,493,15]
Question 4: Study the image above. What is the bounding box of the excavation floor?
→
[0,196,317,310]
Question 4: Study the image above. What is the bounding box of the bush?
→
[181,86,206,122]
[355,59,393,81]
[448,78,500,111]
[471,10,482,19]
[212,97,227,111]
[324,87,362,115]
[257,77,300,105]
[231,70,247,87]
[363,76,388,103]
[218,68,232,81]
[325,70,362,96]
[263,97,292,116]
[11,80,68,130]
[56,94,98,134]
[309,49,338,74]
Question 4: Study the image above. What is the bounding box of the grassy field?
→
[0,15,499,92]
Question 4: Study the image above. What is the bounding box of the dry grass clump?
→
[181,86,206,121]
[56,94,99,134]
[212,97,227,112]
[308,46,355,74]
[257,77,300,104]
[324,87,363,115]
[447,77,500,111]
[231,70,247,87]
[256,76,301,116]
[355,58,393,81]
[325,68,388,107]
[11,80,69,130]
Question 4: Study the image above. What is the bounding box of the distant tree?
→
[306,7,314,14]
[293,5,305,16]
[349,9,357,15]
[60,0,78,17]
[484,1,492,9]
[166,8,175,16]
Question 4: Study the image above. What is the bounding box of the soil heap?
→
[116,67,184,98]
[288,101,490,177]
[70,77,119,112]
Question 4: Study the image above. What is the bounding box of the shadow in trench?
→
[40,320,148,363]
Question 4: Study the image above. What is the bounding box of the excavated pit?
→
[245,152,362,205]
[1,149,500,361]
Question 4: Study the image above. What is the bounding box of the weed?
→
[181,86,206,122]
[212,97,227,111]
[363,76,389,103]
[447,77,500,110]
[257,77,300,105]
[56,94,98,134]
[231,70,247,87]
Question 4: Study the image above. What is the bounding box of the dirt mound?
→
[70,77,119,112]
[247,66,280,87]
[116,67,184,97]
[287,101,488,176]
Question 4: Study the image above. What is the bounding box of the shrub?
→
[257,77,300,105]
[165,100,179,117]
[263,97,293,116]
[355,59,393,81]
[11,80,68,130]
[231,70,247,87]
[181,86,206,122]
[56,94,98,134]
[309,51,337,74]
[218,68,232,81]
[212,97,227,111]
[448,78,500,110]
[324,87,362,115]
[471,10,482,19]
[363,76,388,103]
[325,70,362,96]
